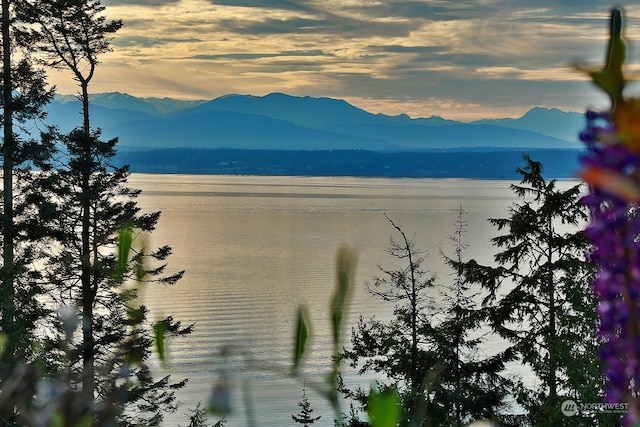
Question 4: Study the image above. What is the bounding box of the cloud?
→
[47,0,640,120]
[103,0,180,5]
[112,35,202,48]
[208,0,317,13]
[190,49,333,60]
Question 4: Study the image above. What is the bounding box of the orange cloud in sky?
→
[45,0,640,120]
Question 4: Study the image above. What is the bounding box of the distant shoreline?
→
[116,147,582,180]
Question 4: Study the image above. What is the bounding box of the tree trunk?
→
[81,82,90,135]
[80,80,95,406]
[547,214,557,400]
[1,0,15,369]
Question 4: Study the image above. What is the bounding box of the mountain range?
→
[48,92,585,152]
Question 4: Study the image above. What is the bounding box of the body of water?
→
[127,174,579,426]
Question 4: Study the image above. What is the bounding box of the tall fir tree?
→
[0,0,55,375]
[23,0,121,408]
[22,6,122,403]
[433,206,516,426]
[456,155,610,425]
[23,0,192,423]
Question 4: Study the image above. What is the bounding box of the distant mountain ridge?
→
[50,92,584,152]
[55,92,207,115]
[472,107,585,143]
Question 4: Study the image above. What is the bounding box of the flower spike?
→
[579,8,640,426]
[589,8,626,111]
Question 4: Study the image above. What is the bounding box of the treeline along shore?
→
[116,147,582,179]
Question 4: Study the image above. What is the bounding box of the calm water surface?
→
[127,174,580,426]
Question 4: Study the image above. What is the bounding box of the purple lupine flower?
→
[578,9,640,424]
[580,110,640,425]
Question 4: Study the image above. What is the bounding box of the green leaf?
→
[0,334,8,357]
[293,305,310,372]
[330,246,357,348]
[154,320,168,363]
[368,387,401,427]
[116,226,134,283]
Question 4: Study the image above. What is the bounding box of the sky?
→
[47,1,640,121]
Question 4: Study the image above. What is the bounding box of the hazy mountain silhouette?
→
[55,92,206,115]
[172,92,457,128]
[49,92,581,152]
[324,122,575,149]
[106,110,396,150]
[472,107,584,142]
[47,100,156,133]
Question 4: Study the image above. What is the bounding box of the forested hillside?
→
[117,148,582,179]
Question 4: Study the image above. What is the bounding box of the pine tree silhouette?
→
[292,383,321,426]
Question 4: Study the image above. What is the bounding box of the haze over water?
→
[128,174,579,426]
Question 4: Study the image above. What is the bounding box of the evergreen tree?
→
[36,125,192,426]
[179,402,226,427]
[23,0,192,423]
[457,155,608,425]
[21,0,123,407]
[341,212,516,426]
[0,0,55,375]
[341,213,436,426]
[433,207,516,426]
[292,384,321,426]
